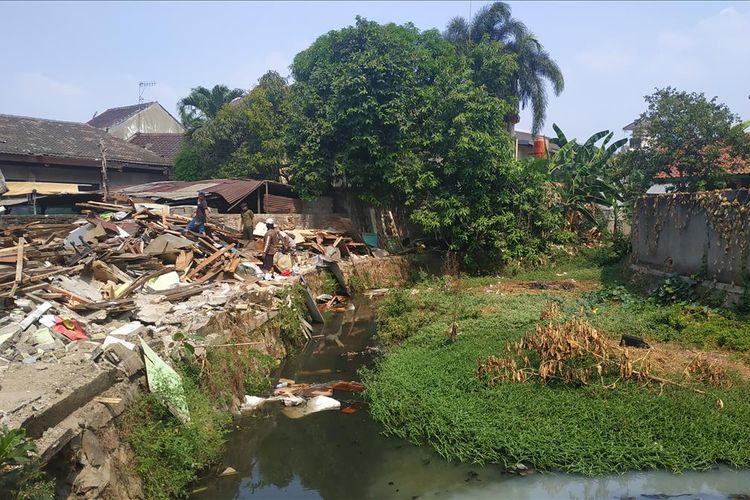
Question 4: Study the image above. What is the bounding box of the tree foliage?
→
[175,14,572,270]
[546,124,627,232]
[444,1,563,134]
[177,84,246,131]
[289,17,564,270]
[620,87,749,193]
[289,17,456,203]
[175,72,290,181]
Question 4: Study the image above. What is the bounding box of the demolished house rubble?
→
[0,199,383,464]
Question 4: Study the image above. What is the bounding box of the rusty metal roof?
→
[113,179,280,205]
[263,193,303,213]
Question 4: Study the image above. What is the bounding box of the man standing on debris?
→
[240,202,254,240]
[186,191,209,235]
[262,218,280,273]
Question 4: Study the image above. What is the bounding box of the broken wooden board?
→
[301,285,325,324]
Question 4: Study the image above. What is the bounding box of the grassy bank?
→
[363,250,750,475]
[121,287,310,498]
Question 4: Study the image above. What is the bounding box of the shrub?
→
[121,378,230,499]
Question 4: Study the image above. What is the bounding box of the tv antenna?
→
[138,81,156,104]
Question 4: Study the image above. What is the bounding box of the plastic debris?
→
[282,395,341,419]
[141,339,190,423]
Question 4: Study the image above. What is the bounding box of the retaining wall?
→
[631,189,750,289]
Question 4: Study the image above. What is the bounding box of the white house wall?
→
[108,105,184,140]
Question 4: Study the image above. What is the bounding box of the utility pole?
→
[99,139,109,202]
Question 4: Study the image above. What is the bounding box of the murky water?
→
[193,298,750,500]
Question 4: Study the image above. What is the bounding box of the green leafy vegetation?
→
[200,346,276,406]
[0,425,54,499]
[364,251,750,475]
[546,125,628,235]
[174,3,573,271]
[319,272,340,297]
[273,285,312,352]
[177,84,245,132]
[444,2,564,134]
[175,72,290,180]
[121,378,230,500]
[287,15,566,271]
[618,87,750,195]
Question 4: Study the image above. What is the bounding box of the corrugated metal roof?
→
[114,179,265,205]
[264,193,303,213]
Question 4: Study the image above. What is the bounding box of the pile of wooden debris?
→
[0,200,374,361]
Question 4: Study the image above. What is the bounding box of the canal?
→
[193,297,750,499]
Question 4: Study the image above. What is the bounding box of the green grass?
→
[121,377,230,499]
[364,252,750,475]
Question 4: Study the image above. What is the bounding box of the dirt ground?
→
[477,279,601,295]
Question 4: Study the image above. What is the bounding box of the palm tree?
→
[178,84,245,130]
[444,2,564,135]
[508,33,564,135]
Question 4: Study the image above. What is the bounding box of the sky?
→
[1,1,749,139]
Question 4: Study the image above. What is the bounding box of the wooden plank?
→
[48,285,93,305]
[196,266,222,284]
[0,243,29,257]
[299,285,324,324]
[14,237,25,285]
[225,256,240,273]
[186,244,235,279]
[118,266,174,299]
[43,231,59,246]
[175,250,194,272]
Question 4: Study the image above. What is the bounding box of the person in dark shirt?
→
[240,202,254,240]
[262,218,280,272]
[186,192,209,234]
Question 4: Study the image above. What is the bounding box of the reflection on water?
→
[192,298,750,500]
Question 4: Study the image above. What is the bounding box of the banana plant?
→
[547,124,627,231]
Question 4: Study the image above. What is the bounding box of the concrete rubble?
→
[0,198,388,493]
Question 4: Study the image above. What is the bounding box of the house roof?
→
[128,133,184,162]
[0,114,172,167]
[112,179,293,206]
[513,130,560,152]
[623,116,649,132]
[87,102,155,129]
[655,161,750,180]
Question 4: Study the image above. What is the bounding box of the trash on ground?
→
[240,394,305,412]
[141,339,191,423]
[219,467,238,477]
[281,395,341,419]
[340,401,367,414]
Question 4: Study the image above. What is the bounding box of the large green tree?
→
[620,87,749,193]
[397,69,564,268]
[444,1,564,134]
[177,84,246,131]
[174,72,289,181]
[288,17,456,203]
[289,17,563,269]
